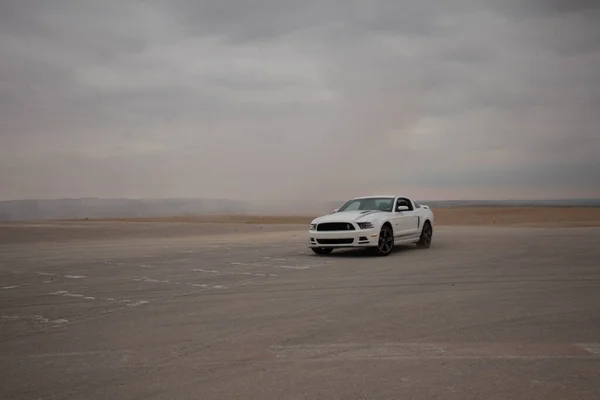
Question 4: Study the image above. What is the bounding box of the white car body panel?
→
[308,195,434,251]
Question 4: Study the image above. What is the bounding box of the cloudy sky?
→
[1,0,599,201]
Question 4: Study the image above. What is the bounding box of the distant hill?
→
[0,197,599,222]
[419,199,600,208]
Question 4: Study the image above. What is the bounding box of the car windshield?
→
[337,197,394,212]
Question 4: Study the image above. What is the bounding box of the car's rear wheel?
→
[417,221,433,248]
[372,225,394,256]
[311,247,333,255]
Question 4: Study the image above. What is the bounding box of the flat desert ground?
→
[1,207,600,399]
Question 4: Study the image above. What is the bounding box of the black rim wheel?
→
[378,227,394,253]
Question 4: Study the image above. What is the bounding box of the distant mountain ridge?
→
[0,197,599,222]
[419,199,600,207]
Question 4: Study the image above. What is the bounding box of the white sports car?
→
[308,195,434,256]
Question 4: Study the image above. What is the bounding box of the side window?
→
[397,198,414,211]
[396,198,410,210]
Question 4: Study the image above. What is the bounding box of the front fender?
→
[370,217,391,230]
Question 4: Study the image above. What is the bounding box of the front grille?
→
[317,238,354,245]
[316,222,355,231]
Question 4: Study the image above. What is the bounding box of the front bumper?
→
[308,227,380,248]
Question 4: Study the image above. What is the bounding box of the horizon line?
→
[2,196,600,203]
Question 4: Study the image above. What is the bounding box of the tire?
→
[311,247,333,255]
[372,224,394,256]
[417,221,433,248]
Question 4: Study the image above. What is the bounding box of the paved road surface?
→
[1,226,599,399]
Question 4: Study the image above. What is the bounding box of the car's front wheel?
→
[311,247,333,255]
[372,225,394,256]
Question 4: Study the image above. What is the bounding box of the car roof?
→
[349,195,408,200]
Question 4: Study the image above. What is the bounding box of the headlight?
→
[358,222,374,229]
[309,224,317,230]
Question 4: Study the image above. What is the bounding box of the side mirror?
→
[397,205,409,212]
[332,208,339,213]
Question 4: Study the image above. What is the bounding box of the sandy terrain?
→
[1,222,599,399]
[65,205,600,226]
[1,206,600,245]
[433,206,600,227]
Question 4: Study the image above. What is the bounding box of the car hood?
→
[312,210,389,224]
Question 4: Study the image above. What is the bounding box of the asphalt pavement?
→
[1,225,599,399]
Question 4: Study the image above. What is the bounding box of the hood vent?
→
[359,210,382,215]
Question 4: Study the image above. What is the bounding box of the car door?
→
[394,197,420,238]
[391,197,414,239]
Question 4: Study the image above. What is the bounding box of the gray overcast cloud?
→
[1,0,599,201]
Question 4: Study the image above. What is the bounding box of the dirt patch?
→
[433,206,600,227]
[65,207,600,227]
[2,207,600,245]
[66,215,313,224]
[0,221,305,245]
